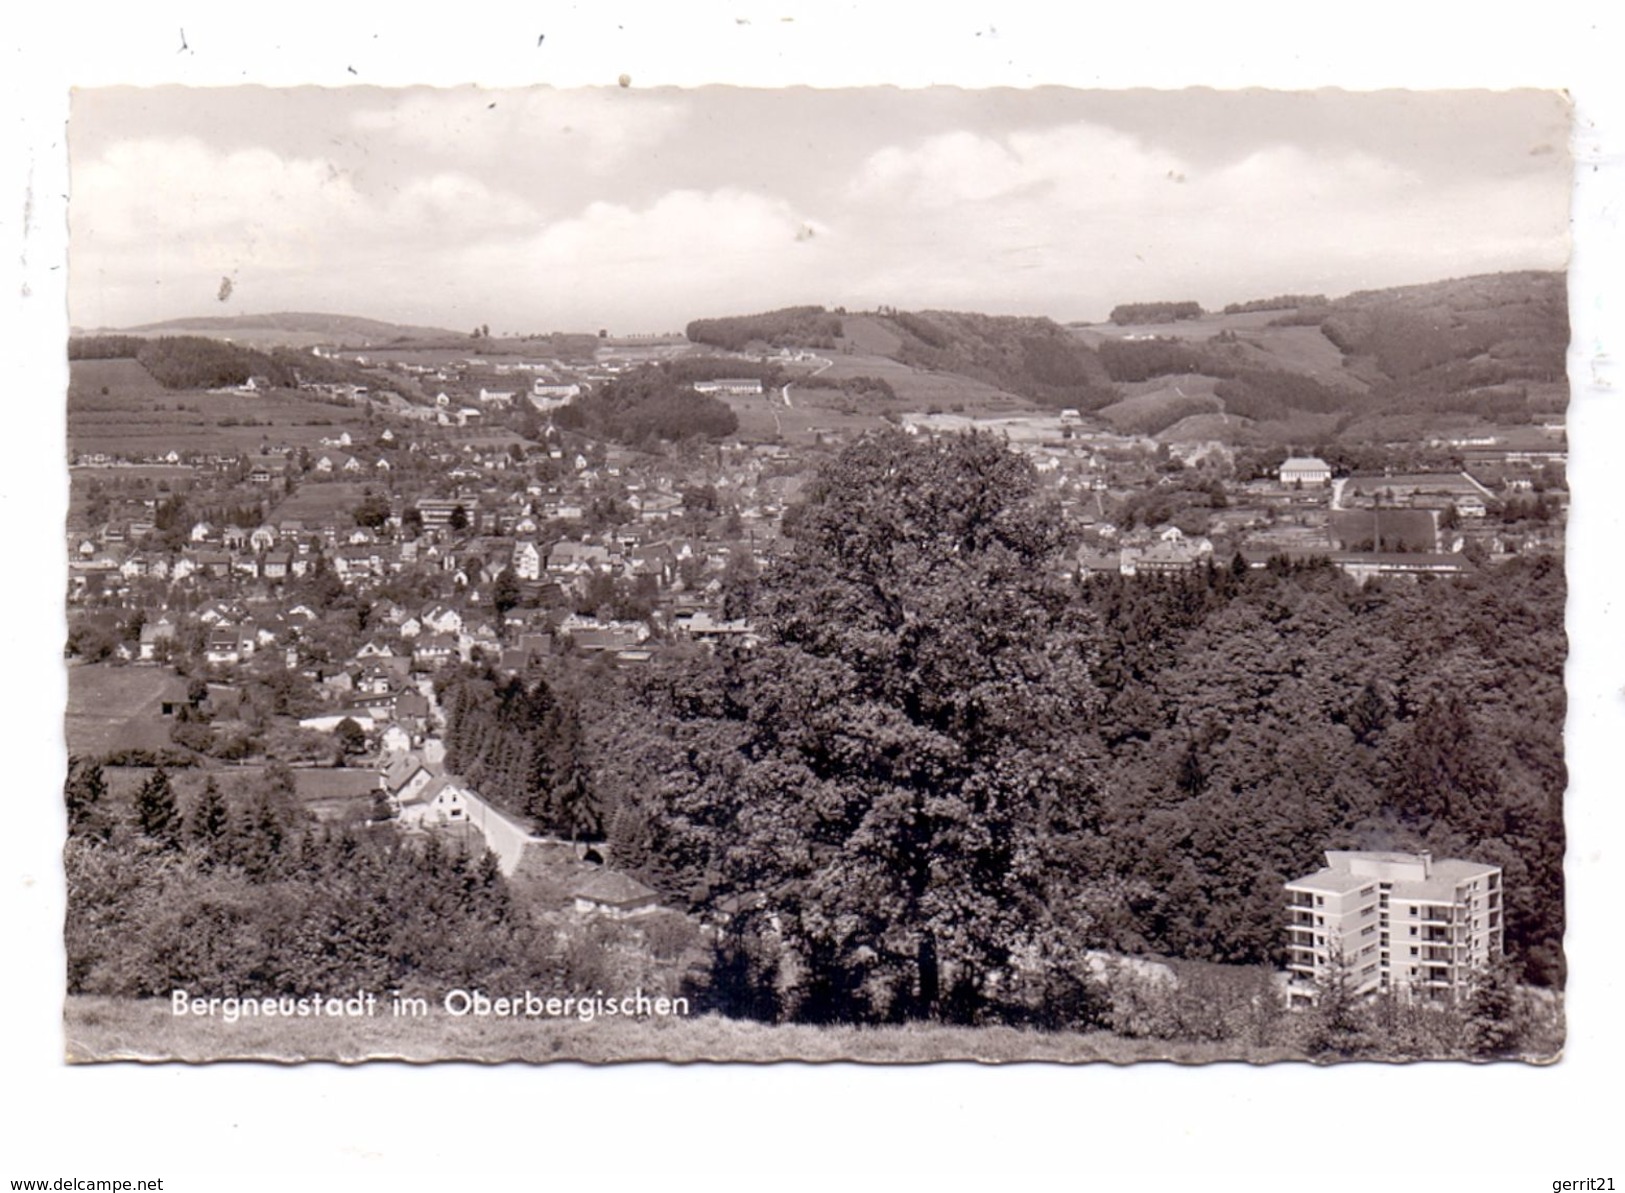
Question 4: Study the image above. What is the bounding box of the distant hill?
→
[81,311,465,349]
[670,274,1567,446]
[1073,271,1568,443]
[849,309,1118,412]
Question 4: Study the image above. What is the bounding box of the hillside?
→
[103,311,463,348]
[1069,271,1567,443]
[835,310,1118,412]
[672,272,1566,445]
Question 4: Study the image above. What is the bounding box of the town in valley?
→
[62,275,1568,1061]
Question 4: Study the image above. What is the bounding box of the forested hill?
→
[67,333,378,392]
[1313,271,1568,402]
[680,273,1564,442]
[110,311,463,346]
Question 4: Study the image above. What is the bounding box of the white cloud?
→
[69,136,547,325]
[349,88,688,174]
[838,122,1567,315]
[456,188,835,328]
[67,110,1570,331]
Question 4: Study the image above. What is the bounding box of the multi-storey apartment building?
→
[1284,850,1503,1007]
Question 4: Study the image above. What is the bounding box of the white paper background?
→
[5,4,1620,1187]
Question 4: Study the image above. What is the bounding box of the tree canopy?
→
[616,431,1105,1023]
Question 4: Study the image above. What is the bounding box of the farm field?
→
[68,359,406,458]
[69,390,386,459]
[817,352,1035,415]
[68,357,169,400]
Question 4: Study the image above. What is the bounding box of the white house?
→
[1279,456,1333,486]
[398,773,471,828]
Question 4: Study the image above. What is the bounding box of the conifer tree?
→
[188,775,232,865]
[64,755,112,842]
[134,767,182,851]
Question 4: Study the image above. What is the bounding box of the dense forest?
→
[62,758,694,1003]
[569,432,1565,1022]
[685,306,845,352]
[558,364,741,445]
[436,666,603,841]
[881,310,1118,411]
[1109,301,1204,325]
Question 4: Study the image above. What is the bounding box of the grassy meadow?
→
[67,358,389,458]
[65,664,182,756]
[62,996,1306,1065]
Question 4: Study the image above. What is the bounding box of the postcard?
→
[60,83,1571,1066]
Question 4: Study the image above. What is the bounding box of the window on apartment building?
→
[1315,896,1324,907]
[1409,926,1418,937]
[1410,947,1418,956]
[1380,933,1389,945]
[1409,906,1418,916]
[1360,885,1376,897]
[1361,925,1376,937]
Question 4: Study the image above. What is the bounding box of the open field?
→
[65,664,181,756]
[1156,412,1257,443]
[270,481,376,524]
[838,314,904,356]
[69,375,391,458]
[1071,309,1286,344]
[1096,375,1222,436]
[713,389,883,447]
[68,357,169,400]
[62,996,1305,1064]
[817,352,1035,415]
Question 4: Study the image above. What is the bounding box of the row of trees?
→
[1109,301,1204,325]
[436,666,603,840]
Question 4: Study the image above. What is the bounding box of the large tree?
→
[635,431,1104,1023]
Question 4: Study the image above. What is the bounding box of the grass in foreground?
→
[64,996,1306,1065]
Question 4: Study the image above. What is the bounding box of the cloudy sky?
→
[67,86,1571,334]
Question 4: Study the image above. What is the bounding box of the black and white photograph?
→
[8,5,1624,1187]
[58,82,1572,1065]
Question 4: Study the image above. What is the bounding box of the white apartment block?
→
[1284,850,1503,1007]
